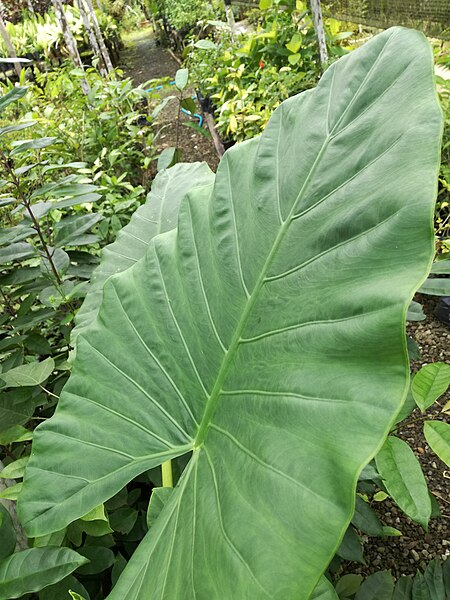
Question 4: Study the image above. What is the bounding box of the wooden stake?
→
[84,0,114,74]
[78,0,107,76]
[310,0,328,68]
[51,0,91,94]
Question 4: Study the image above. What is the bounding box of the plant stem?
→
[161,460,173,488]
[0,289,16,317]
[175,91,182,154]
[1,152,77,314]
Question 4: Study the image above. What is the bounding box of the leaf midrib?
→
[194,33,395,447]
[194,131,332,447]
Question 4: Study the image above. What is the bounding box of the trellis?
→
[322,0,450,39]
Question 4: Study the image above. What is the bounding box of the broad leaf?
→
[73,162,214,342]
[393,577,413,600]
[19,28,442,600]
[0,242,37,264]
[351,495,384,536]
[375,436,431,529]
[411,363,450,412]
[335,575,363,597]
[424,560,445,600]
[0,358,54,388]
[175,68,189,91]
[336,526,364,563]
[0,505,16,560]
[0,547,88,600]
[38,575,90,600]
[424,421,450,467]
[355,571,394,600]
[412,573,431,600]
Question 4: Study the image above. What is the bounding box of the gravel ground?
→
[343,295,450,578]
[120,27,219,175]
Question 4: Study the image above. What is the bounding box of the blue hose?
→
[145,81,203,127]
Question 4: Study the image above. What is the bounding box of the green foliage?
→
[0,70,166,597]
[18,28,442,599]
[0,6,119,65]
[187,2,349,142]
[1,64,158,232]
[150,0,218,33]
[332,557,449,599]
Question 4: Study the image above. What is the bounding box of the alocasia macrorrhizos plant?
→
[18,27,442,599]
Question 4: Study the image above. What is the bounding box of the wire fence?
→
[322,0,450,39]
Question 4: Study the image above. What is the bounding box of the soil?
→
[119,27,449,582]
[119,27,219,174]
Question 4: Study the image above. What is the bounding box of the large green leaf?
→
[0,547,88,599]
[19,28,441,599]
[73,162,215,343]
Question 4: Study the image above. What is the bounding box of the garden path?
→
[120,27,219,173]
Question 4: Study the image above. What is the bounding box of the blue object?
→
[145,81,203,127]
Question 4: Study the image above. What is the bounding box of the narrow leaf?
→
[0,483,22,500]
[418,279,450,296]
[0,87,27,112]
[0,456,29,479]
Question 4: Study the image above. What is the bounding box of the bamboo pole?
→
[84,0,114,74]
[78,0,107,76]
[310,0,328,68]
[51,0,91,94]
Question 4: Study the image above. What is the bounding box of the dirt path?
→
[120,27,219,173]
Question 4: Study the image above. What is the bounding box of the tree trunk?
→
[83,0,114,74]
[224,0,235,39]
[0,13,22,78]
[26,0,35,14]
[51,0,91,94]
[77,0,107,76]
[310,0,328,69]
